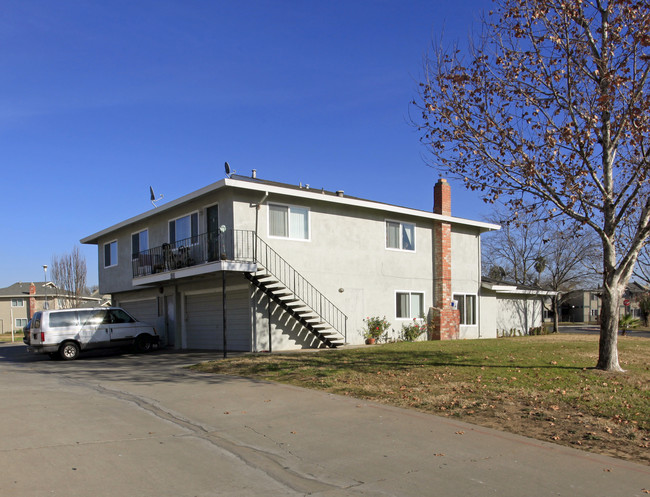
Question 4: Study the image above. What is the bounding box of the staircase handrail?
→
[250,232,347,343]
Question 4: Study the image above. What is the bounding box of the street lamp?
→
[43,265,48,310]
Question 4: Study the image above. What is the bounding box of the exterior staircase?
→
[246,236,347,348]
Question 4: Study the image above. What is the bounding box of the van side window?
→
[107,309,136,324]
[78,309,107,325]
[49,311,79,328]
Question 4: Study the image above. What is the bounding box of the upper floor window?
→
[453,294,477,325]
[11,299,24,307]
[170,213,198,244]
[386,221,415,251]
[269,204,309,240]
[104,240,118,268]
[396,291,424,319]
[132,230,149,258]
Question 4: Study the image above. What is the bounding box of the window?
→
[49,311,79,328]
[453,294,477,325]
[11,299,24,307]
[132,230,149,258]
[104,240,118,268]
[396,291,424,319]
[269,204,309,240]
[15,318,28,329]
[386,221,415,251]
[170,213,198,244]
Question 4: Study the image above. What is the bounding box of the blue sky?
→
[1,0,491,288]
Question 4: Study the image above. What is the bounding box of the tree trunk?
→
[596,281,624,372]
[552,295,560,333]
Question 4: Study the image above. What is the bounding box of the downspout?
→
[254,192,269,262]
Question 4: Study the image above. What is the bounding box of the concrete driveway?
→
[1,343,648,497]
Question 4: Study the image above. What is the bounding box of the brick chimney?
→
[433,178,451,216]
[430,179,459,340]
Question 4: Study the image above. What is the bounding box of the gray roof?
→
[81,174,501,244]
[0,282,99,301]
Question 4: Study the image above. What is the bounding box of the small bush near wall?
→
[362,316,391,342]
[529,326,550,336]
[498,328,523,337]
[400,319,427,342]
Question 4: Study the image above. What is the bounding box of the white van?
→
[26,307,159,360]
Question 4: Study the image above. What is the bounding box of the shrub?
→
[400,318,427,342]
[362,316,391,341]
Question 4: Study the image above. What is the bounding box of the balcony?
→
[132,230,257,285]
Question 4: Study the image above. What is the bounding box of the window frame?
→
[453,293,477,326]
[395,290,425,320]
[169,212,199,245]
[131,229,149,259]
[385,220,416,252]
[267,203,311,241]
[104,240,118,268]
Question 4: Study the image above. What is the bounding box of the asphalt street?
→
[1,343,648,497]
[559,325,650,338]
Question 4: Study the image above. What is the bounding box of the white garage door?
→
[184,288,251,351]
[121,299,158,326]
[185,293,221,349]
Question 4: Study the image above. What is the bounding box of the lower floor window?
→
[453,294,477,325]
[396,291,424,319]
[15,318,28,329]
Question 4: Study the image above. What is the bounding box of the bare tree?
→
[483,209,548,286]
[634,243,650,285]
[541,224,601,332]
[483,209,600,332]
[51,246,88,308]
[415,0,650,371]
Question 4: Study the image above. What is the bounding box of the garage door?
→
[121,299,158,326]
[185,293,221,349]
[184,289,251,351]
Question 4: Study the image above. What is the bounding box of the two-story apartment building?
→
[81,173,503,351]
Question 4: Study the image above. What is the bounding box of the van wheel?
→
[59,342,80,361]
[135,335,153,353]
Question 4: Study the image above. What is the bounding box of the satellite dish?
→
[149,186,164,208]
[224,161,235,178]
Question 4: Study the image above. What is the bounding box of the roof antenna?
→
[150,186,163,208]
[225,161,236,178]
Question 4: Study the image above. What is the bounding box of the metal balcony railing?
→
[131,229,255,278]
[132,229,346,340]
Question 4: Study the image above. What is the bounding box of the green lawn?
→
[191,335,650,464]
[0,332,24,343]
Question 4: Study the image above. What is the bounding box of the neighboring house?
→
[0,282,101,333]
[480,277,556,335]
[561,282,648,323]
[81,173,503,351]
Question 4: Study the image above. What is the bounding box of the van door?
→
[78,309,110,348]
[105,309,138,343]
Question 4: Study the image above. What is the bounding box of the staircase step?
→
[277,294,300,302]
[267,288,292,296]
[310,323,331,329]
[247,266,346,348]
